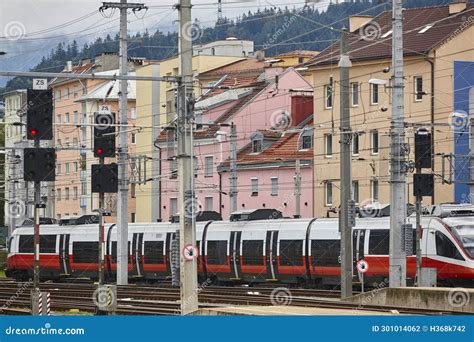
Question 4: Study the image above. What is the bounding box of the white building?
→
[193,38,254,57]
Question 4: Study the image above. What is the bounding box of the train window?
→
[368,230,389,255]
[73,242,98,263]
[111,242,131,263]
[40,235,56,253]
[19,235,34,253]
[435,232,464,260]
[279,240,303,266]
[311,240,340,266]
[451,225,474,259]
[207,240,227,265]
[242,240,264,265]
[144,241,164,264]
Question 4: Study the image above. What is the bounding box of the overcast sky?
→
[0,0,330,40]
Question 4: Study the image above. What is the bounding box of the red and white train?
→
[5,206,474,286]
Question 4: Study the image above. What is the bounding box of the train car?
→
[5,206,474,286]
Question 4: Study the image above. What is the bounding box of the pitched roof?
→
[307,4,474,66]
[275,50,320,58]
[75,70,136,101]
[198,58,265,78]
[221,119,314,168]
[49,63,94,86]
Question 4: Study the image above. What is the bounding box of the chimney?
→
[349,15,373,33]
[255,50,265,62]
[66,61,73,72]
[449,1,467,15]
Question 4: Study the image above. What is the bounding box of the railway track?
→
[0,278,468,316]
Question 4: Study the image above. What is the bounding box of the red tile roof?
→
[275,50,320,58]
[307,4,474,66]
[198,58,265,78]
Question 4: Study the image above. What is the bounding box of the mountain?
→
[0,0,469,95]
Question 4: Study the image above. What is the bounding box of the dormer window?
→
[298,128,314,150]
[250,131,264,154]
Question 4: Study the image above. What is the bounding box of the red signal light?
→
[30,129,38,137]
[96,148,104,155]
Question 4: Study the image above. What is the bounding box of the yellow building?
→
[306,3,474,217]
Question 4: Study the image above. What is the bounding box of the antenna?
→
[218,0,223,22]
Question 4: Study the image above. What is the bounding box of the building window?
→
[73,161,78,173]
[56,114,61,124]
[131,213,136,223]
[204,156,213,177]
[55,90,61,101]
[170,198,178,216]
[73,187,78,200]
[414,76,423,101]
[56,189,61,201]
[65,163,70,174]
[74,84,79,97]
[301,135,312,150]
[371,179,379,201]
[371,83,379,105]
[352,133,359,156]
[131,107,136,119]
[251,178,258,196]
[81,182,86,196]
[65,112,70,123]
[352,181,359,204]
[57,163,61,174]
[371,130,379,154]
[351,82,359,107]
[271,177,278,196]
[205,197,213,211]
[325,84,333,109]
[64,88,70,99]
[325,181,333,206]
[73,137,78,147]
[325,134,333,157]
[131,183,136,198]
[131,133,136,144]
[65,188,70,200]
[73,111,79,124]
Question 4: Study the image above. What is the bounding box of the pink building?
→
[156,61,313,221]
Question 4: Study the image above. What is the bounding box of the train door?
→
[131,233,144,277]
[165,232,174,277]
[353,230,366,282]
[265,230,279,280]
[229,231,242,279]
[59,234,70,275]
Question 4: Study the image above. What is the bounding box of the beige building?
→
[50,53,144,222]
[306,3,474,217]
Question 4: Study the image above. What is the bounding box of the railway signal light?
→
[26,89,53,140]
[414,129,432,169]
[413,173,434,197]
[91,163,118,193]
[94,112,116,158]
[23,148,56,182]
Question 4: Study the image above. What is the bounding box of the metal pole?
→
[295,159,301,218]
[339,27,353,299]
[178,0,198,315]
[389,0,407,288]
[8,149,17,240]
[229,122,238,215]
[99,158,105,285]
[116,0,129,285]
[415,169,422,286]
[32,140,40,315]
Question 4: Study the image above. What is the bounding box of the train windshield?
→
[452,225,474,258]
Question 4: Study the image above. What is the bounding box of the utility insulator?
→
[348,199,356,228]
[402,223,414,255]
